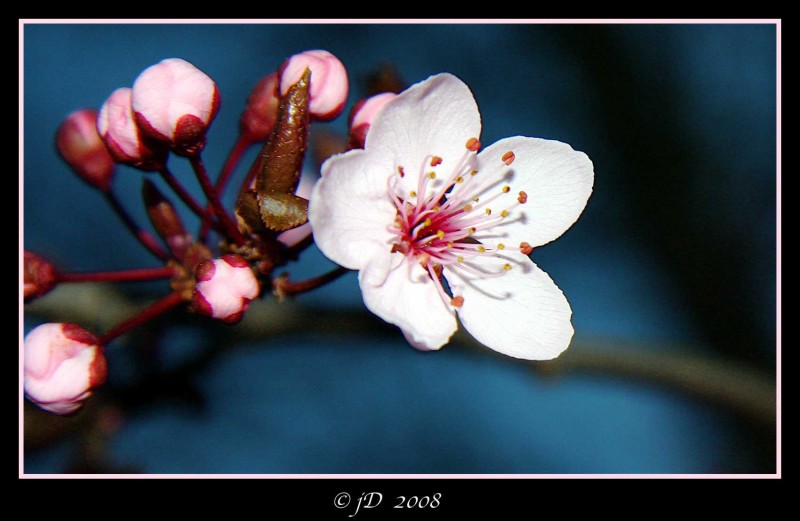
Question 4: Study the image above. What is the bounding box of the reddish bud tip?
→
[346,92,397,149]
[24,251,58,302]
[191,256,259,324]
[56,109,116,191]
[240,72,280,142]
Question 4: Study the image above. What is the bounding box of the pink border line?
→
[19,18,781,480]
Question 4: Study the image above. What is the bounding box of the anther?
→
[518,191,528,204]
[485,208,492,216]
[436,230,445,239]
[466,137,481,151]
[503,263,512,271]
[501,210,509,218]
[450,296,464,308]
[410,190,417,197]
[430,156,442,167]
[456,176,464,183]
[502,151,515,165]
[470,169,478,176]
[469,227,476,234]
[497,243,505,250]
[423,218,432,227]
[446,242,453,248]
[428,172,436,179]
[462,204,473,212]
[519,242,533,255]
[397,166,405,177]
[477,246,486,253]
[457,256,464,263]
[502,185,510,193]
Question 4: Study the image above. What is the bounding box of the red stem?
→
[103,191,170,262]
[97,291,185,345]
[188,154,247,246]
[274,266,350,298]
[57,266,176,284]
[158,167,221,232]
[199,135,252,242]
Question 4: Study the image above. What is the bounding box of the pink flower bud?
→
[24,251,58,302]
[240,72,280,142]
[191,255,259,324]
[97,88,168,171]
[24,323,107,415]
[55,109,116,191]
[132,58,221,156]
[347,92,397,149]
[279,50,348,121]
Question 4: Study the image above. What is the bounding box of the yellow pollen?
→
[485,208,492,216]
[462,204,473,212]
[501,210,509,218]
[472,196,479,202]
[503,263,512,271]
[428,172,436,179]
[470,169,478,176]
[456,176,464,183]
[446,242,453,248]
[436,230,445,239]
[409,190,417,197]
[498,243,505,250]
[423,218,432,227]
[477,246,486,253]
[502,185,510,193]
[457,256,464,263]
[469,227,476,234]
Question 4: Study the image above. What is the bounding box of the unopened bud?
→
[347,92,397,149]
[97,88,168,171]
[24,251,58,302]
[240,72,280,142]
[276,173,315,247]
[191,255,260,324]
[24,323,107,415]
[278,50,348,121]
[56,109,116,191]
[132,58,221,156]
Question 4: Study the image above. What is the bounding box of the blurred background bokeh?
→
[21,22,778,474]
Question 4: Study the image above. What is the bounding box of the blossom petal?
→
[309,149,397,272]
[475,137,594,248]
[366,73,482,196]
[360,259,457,351]
[446,256,573,360]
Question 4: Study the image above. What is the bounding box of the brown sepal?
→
[258,192,309,232]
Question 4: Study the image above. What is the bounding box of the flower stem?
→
[188,154,247,246]
[199,135,252,242]
[97,290,184,345]
[103,191,170,262]
[57,266,176,284]
[158,167,220,231]
[273,266,350,300]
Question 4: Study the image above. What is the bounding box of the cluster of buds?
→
[25,49,399,416]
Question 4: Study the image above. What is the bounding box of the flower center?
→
[387,138,532,308]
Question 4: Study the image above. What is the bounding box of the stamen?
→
[466,137,481,151]
[519,242,533,255]
[502,185,510,193]
[503,263,512,271]
[501,210,509,218]
[456,176,464,183]
[397,166,405,177]
[502,151,515,165]
[428,172,436,179]
[497,243,505,250]
[485,208,492,216]
[450,296,464,308]
[410,190,417,197]
[430,156,442,167]
[518,191,528,204]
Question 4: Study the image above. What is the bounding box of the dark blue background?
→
[22,22,777,474]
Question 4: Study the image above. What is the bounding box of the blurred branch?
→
[25,283,776,429]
